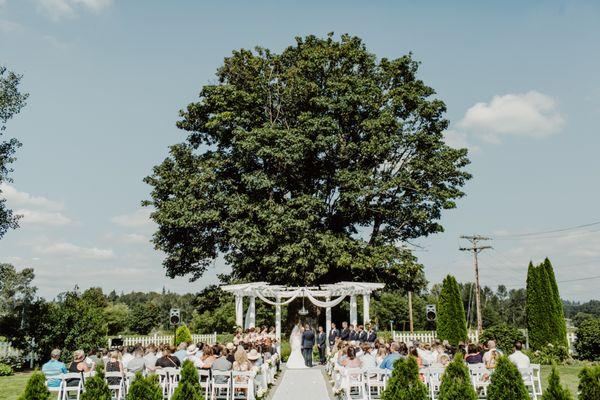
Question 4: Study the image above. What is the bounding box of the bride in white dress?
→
[286,324,307,369]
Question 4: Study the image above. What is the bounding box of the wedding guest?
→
[483,340,502,369]
[173,342,188,362]
[42,349,68,388]
[317,326,327,365]
[105,351,124,385]
[226,343,236,363]
[508,341,530,370]
[212,348,233,384]
[201,346,216,369]
[185,344,203,368]
[341,346,362,368]
[86,349,100,370]
[376,346,388,366]
[379,342,402,370]
[248,348,263,367]
[144,345,158,372]
[349,325,358,341]
[155,346,180,368]
[359,344,377,368]
[465,344,483,364]
[233,347,251,382]
[367,325,377,343]
[121,346,134,369]
[410,347,423,368]
[126,348,146,372]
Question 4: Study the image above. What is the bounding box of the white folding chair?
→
[532,364,543,398]
[198,369,211,397]
[425,366,445,400]
[155,370,170,399]
[162,367,181,398]
[61,373,83,400]
[123,372,136,396]
[211,370,232,400]
[342,368,366,400]
[468,364,491,399]
[232,370,256,400]
[45,374,65,400]
[104,371,125,400]
[363,367,389,400]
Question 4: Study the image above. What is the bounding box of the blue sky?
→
[1,0,599,300]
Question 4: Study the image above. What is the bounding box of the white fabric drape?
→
[255,289,302,306]
[305,290,347,308]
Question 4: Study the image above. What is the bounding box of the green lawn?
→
[0,365,584,399]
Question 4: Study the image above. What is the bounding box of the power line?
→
[459,235,492,335]
[492,220,600,239]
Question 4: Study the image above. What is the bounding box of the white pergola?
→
[221,281,384,351]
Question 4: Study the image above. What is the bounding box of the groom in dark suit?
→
[301,324,315,367]
[317,326,327,365]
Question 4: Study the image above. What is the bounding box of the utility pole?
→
[460,235,492,335]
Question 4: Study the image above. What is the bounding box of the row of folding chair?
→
[337,367,392,400]
[46,372,97,400]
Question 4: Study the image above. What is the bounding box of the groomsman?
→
[317,326,327,365]
[358,325,368,342]
[367,325,377,343]
[329,322,339,346]
[340,321,350,341]
[349,324,358,341]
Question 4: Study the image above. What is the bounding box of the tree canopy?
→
[145,33,470,286]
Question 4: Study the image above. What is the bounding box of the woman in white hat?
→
[247,348,262,367]
[185,344,203,368]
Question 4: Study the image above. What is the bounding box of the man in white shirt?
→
[508,341,530,370]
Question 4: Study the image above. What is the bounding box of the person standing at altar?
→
[367,325,377,343]
[358,325,368,342]
[301,324,315,367]
[349,324,358,341]
[340,321,350,341]
[329,322,339,347]
[317,326,327,365]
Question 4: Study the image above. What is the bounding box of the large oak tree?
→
[145,34,470,286]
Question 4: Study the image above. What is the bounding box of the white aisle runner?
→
[271,367,332,400]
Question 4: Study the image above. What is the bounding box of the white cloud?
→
[16,209,74,227]
[443,130,480,153]
[1,183,64,210]
[35,0,113,20]
[458,91,564,142]
[0,19,23,33]
[111,208,153,229]
[35,241,115,260]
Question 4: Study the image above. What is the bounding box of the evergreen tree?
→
[17,371,50,400]
[526,261,543,349]
[487,357,529,400]
[543,258,568,348]
[171,360,204,400]
[578,366,600,400]
[81,368,111,400]
[381,357,428,400]
[126,372,163,400]
[438,353,477,400]
[174,325,193,346]
[437,275,468,345]
[541,366,572,400]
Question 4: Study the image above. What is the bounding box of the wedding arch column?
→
[325,296,332,351]
[349,295,358,327]
[275,294,282,355]
[245,295,256,329]
[235,295,244,329]
[363,293,371,325]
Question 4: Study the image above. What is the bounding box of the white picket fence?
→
[108,333,217,347]
[0,342,20,358]
[392,330,480,344]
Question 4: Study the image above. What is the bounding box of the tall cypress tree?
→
[437,275,468,345]
[526,261,543,349]
[438,353,477,400]
[171,360,204,400]
[126,372,163,400]
[543,258,568,348]
[542,366,572,400]
[381,357,429,400]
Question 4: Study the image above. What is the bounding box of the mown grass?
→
[0,364,584,399]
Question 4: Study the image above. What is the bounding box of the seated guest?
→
[173,342,188,363]
[233,347,252,384]
[341,346,362,368]
[155,346,180,368]
[67,350,90,386]
[121,346,134,369]
[375,346,388,366]
[144,344,158,372]
[483,340,502,369]
[359,344,377,368]
[247,348,263,367]
[42,349,68,388]
[465,344,483,364]
[508,341,530,370]
[410,347,423,368]
[226,343,236,363]
[86,348,100,370]
[201,346,217,369]
[105,351,124,385]
[186,344,203,368]
[379,342,403,370]
[212,348,233,383]
[126,348,146,373]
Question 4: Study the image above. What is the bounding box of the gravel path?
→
[270,366,332,400]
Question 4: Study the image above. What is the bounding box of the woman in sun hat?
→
[186,344,203,368]
[247,348,263,367]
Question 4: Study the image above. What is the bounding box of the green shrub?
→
[481,324,526,353]
[487,357,529,400]
[541,366,572,400]
[438,353,477,400]
[437,275,468,345]
[174,325,192,346]
[81,368,111,400]
[578,366,600,400]
[527,344,570,365]
[126,372,163,400]
[171,360,204,400]
[574,318,600,361]
[0,353,24,370]
[381,357,428,400]
[17,371,50,400]
[0,363,13,376]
